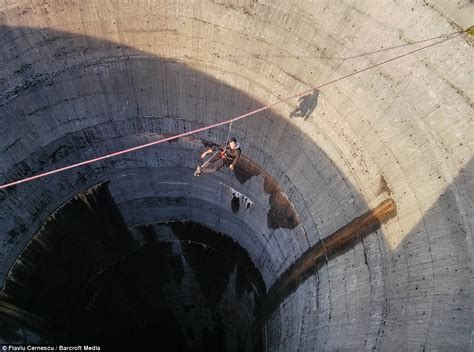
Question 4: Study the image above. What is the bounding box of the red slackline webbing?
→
[0,31,462,190]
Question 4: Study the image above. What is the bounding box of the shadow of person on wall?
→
[289,89,320,121]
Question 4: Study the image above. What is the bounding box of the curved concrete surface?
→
[0,1,472,350]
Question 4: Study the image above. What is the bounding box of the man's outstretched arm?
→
[200,148,213,159]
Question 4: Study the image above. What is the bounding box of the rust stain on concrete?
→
[377,175,392,196]
[235,156,300,229]
[259,198,397,321]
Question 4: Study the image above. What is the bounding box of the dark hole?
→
[231,195,240,213]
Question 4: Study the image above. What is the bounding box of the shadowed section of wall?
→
[378,158,473,351]
[0,24,364,348]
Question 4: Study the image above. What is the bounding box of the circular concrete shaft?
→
[0,1,472,350]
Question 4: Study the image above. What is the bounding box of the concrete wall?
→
[0,0,472,350]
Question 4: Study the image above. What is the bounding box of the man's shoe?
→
[194,166,201,177]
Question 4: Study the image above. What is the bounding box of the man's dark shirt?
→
[212,143,241,167]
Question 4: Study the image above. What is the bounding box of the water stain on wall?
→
[233,157,300,229]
